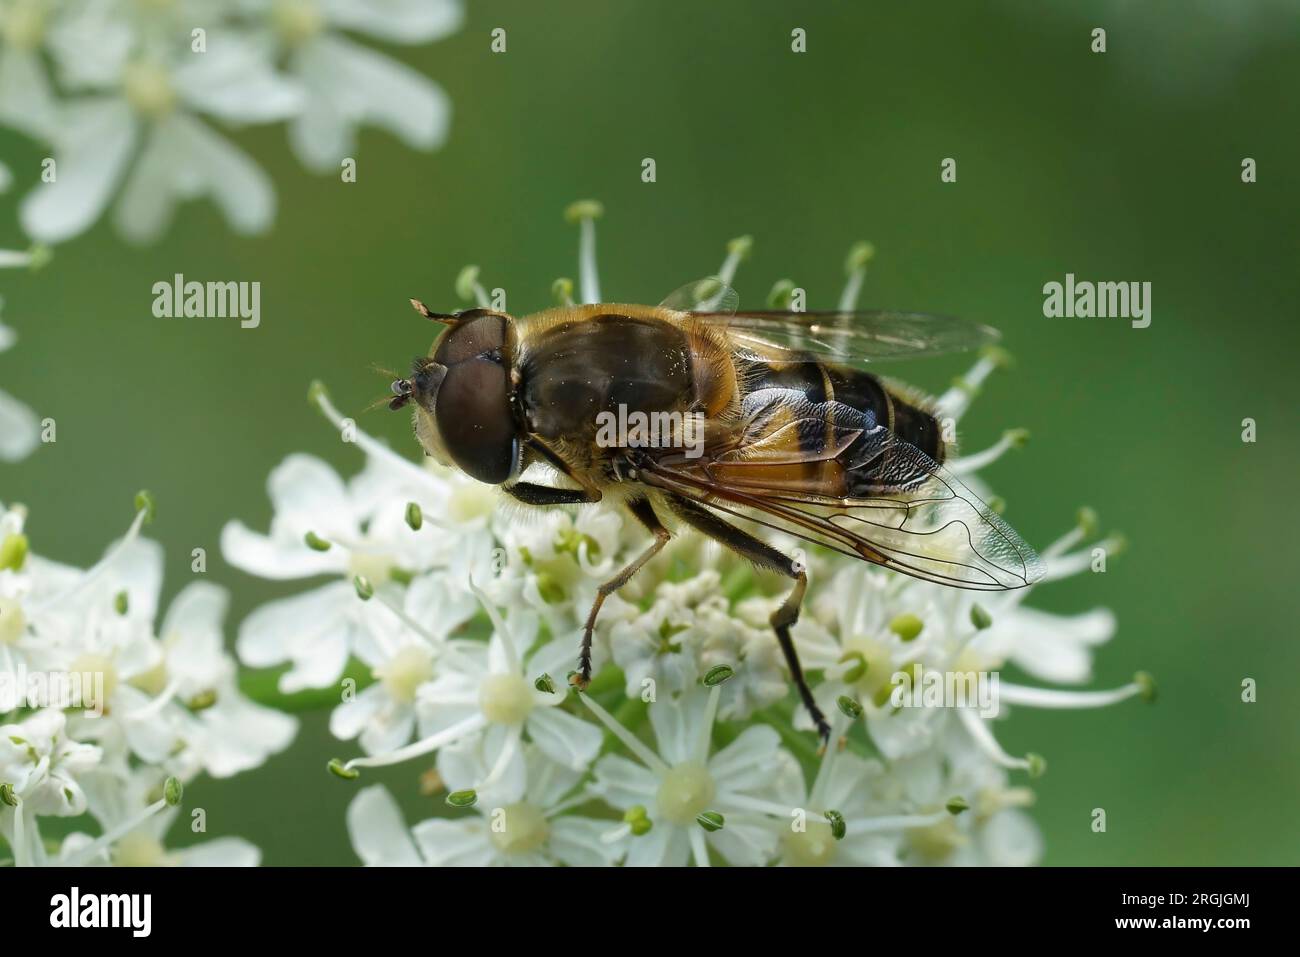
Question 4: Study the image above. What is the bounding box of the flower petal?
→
[526,705,601,772]
[321,0,464,44]
[0,389,39,461]
[20,98,137,243]
[347,784,423,865]
[179,837,261,867]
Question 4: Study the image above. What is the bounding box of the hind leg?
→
[666,496,831,741]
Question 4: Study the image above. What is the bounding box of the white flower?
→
[0,708,102,866]
[20,34,301,244]
[349,746,617,867]
[338,588,602,786]
[225,453,444,692]
[608,569,788,719]
[890,728,1043,867]
[0,288,40,462]
[794,500,1142,767]
[60,769,261,866]
[328,573,476,755]
[265,0,460,172]
[0,708,101,816]
[2,1,464,243]
[0,0,60,139]
[586,684,796,866]
[139,582,299,779]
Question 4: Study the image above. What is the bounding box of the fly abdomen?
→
[737,357,945,496]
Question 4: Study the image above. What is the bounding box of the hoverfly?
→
[390,279,1044,739]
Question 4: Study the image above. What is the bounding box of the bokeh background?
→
[2,0,1297,865]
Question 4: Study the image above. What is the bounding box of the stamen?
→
[565,200,604,304]
[455,265,490,308]
[688,826,711,867]
[600,821,632,844]
[32,496,150,615]
[0,244,50,271]
[1042,508,1099,560]
[1042,535,1124,581]
[578,693,669,773]
[468,577,519,672]
[551,278,575,307]
[11,799,27,868]
[370,592,479,674]
[714,792,801,817]
[63,778,182,867]
[123,678,181,721]
[998,678,1149,710]
[957,706,1034,773]
[716,235,752,286]
[949,429,1029,474]
[476,724,522,791]
[308,381,433,487]
[342,713,487,771]
[545,788,599,819]
[936,348,1011,422]
[845,809,951,833]
[693,683,722,763]
[838,241,875,312]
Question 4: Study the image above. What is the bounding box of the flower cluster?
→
[222,204,1154,866]
[0,494,296,865]
[0,0,462,244]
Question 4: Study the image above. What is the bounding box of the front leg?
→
[504,482,600,506]
[572,497,671,688]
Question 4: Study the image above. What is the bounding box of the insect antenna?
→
[357,364,414,414]
[410,299,459,324]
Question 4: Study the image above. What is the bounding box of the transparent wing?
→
[639,399,1043,590]
[659,277,739,314]
[700,310,1000,365]
[660,278,997,364]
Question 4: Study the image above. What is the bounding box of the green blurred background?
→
[2,0,1297,865]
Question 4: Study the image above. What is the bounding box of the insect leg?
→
[504,483,599,506]
[573,497,671,688]
[522,437,604,502]
[666,495,831,742]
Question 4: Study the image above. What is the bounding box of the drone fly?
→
[390,280,1043,738]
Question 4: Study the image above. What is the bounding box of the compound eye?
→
[434,357,518,484]
[433,314,507,366]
